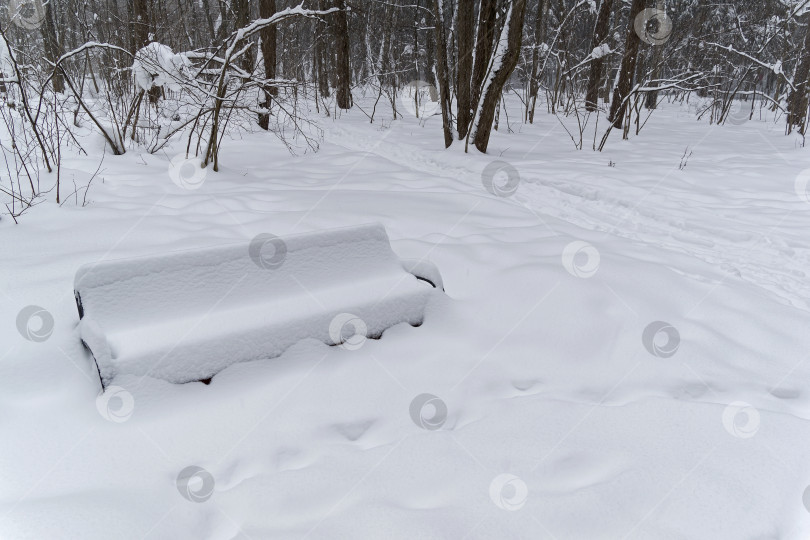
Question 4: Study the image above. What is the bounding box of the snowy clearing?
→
[3,98,810,539]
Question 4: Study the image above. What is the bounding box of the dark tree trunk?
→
[315,0,330,98]
[235,0,255,73]
[471,0,528,153]
[132,0,161,103]
[585,0,614,112]
[132,0,150,51]
[527,0,546,123]
[471,0,497,109]
[42,0,64,93]
[787,11,810,134]
[432,0,453,148]
[645,45,662,109]
[258,0,277,130]
[607,0,645,128]
[456,0,474,139]
[334,0,352,109]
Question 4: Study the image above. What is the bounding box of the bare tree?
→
[258,0,278,130]
[788,9,810,133]
[470,0,528,153]
[333,0,352,110]
[607,0,645,129]
[456,0,474,139]
[585,0,614,111]
[432,0,453,147]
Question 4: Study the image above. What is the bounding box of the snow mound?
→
[132,42,191,92]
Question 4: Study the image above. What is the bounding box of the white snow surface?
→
[3,97,810,539]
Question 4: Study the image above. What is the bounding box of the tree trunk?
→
[456,0,474,139]
[471,0,497,108]
[470,0,528,153]
[132,0,150,51]
[235,0,255,73]
[607,0,645,128]
[334,0,352,109]
[645,45,662,109]
[132,0,161,104]
[787,11,810,134]
[527,0,546,123]
[432,0,453,147]
[315,0,330,98]
[585,0,614,111]
[258,0,277,130]
[41,0,64,93]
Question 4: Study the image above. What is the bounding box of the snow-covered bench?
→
[74,224,443,388]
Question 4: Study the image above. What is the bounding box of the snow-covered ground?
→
[3,97,810,539]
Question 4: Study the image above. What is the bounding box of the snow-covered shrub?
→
[132,42,191,93]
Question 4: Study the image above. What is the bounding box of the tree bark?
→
[607,0,645,128]
[527,0,547,123]
[787,10,810,134]
[471,0,497,108]
[41,0,65,93]
[471,0,528,153]
[258,0,277,130]
[132,0,150,52]
[455,0,474,139]
[585,0,614,111]
[432,0,453,147]
[334,0,352,109]
[235,0,255,73]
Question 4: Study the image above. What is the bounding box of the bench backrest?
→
[74,223,407,333]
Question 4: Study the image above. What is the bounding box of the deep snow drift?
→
[2,97,810,539]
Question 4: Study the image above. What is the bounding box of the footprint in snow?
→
[333,419,375,442]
